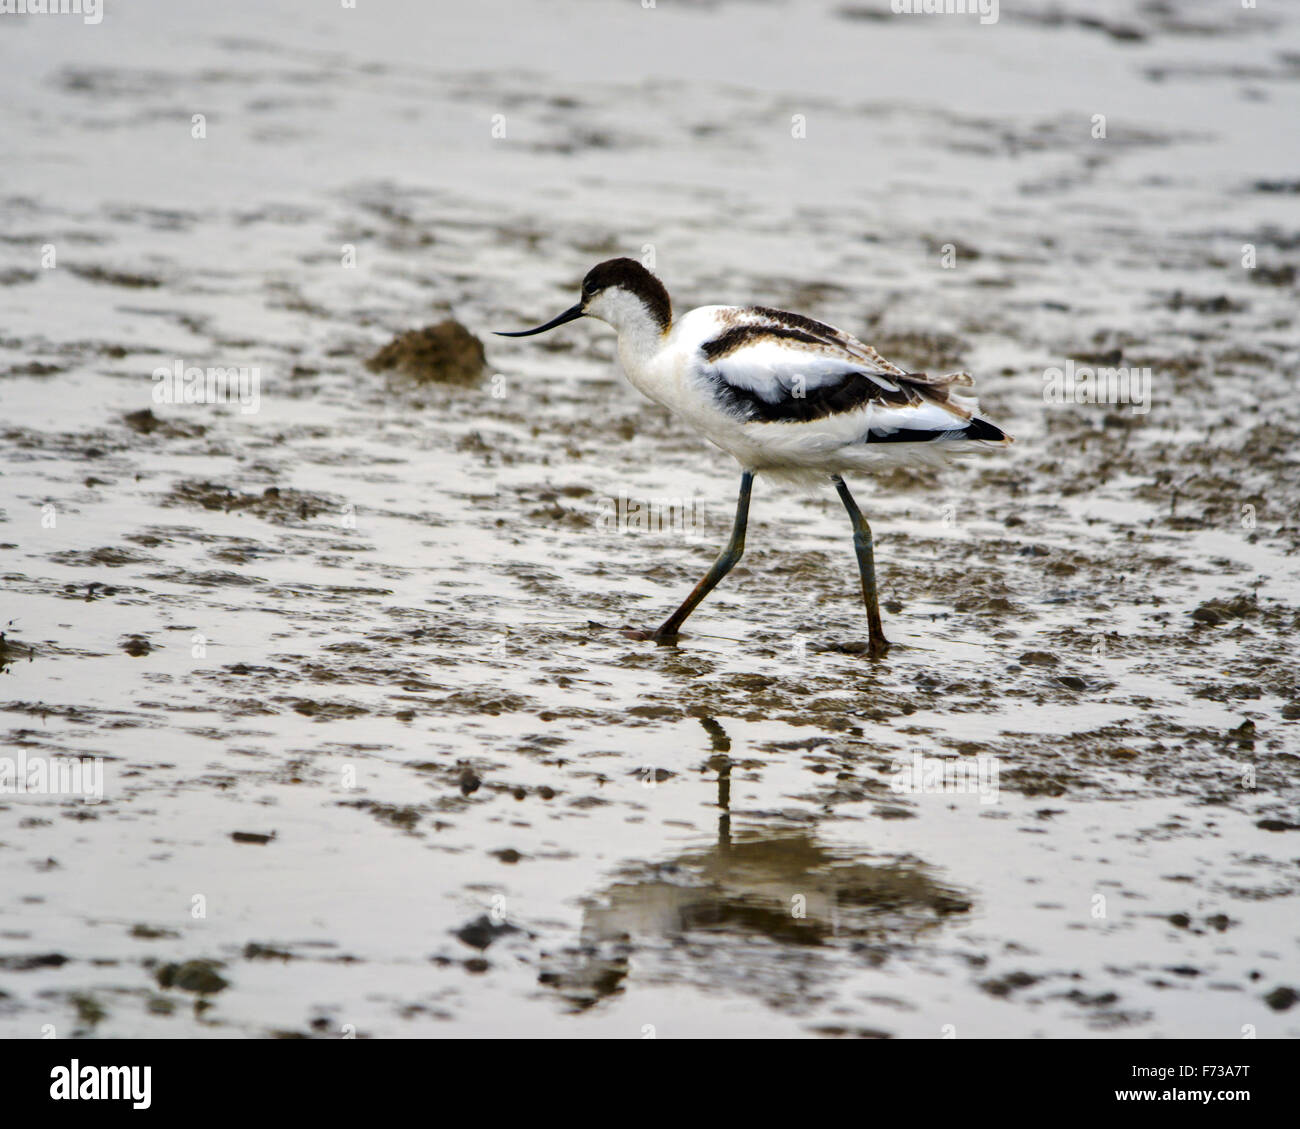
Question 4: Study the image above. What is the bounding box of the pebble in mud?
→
[458,768,481,796]
[155,960,229,994]
[1264,987,1298,1011]
[452,915,519,951]
[980,971,1040,998]
[244,943,294,961]
[1019,651,1058,667]
[0,953,69,971]
[130,924,179,940]
[121,635,152,657]
[1191,595,1258,625]
[121,407,205,439]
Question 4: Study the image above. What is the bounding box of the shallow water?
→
[1,0,1298,1037]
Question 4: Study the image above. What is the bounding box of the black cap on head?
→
[495,257,672,339]
[581,258,671,332]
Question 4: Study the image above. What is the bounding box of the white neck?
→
[586,288,669,372]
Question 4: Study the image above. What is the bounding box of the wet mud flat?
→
[1,0,1299,1037]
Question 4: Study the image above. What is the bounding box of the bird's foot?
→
[621,626,678,644]
[867,634,891,660]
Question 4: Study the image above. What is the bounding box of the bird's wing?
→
[693,306,977,428]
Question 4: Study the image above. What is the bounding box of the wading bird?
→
[497,258,1011,658]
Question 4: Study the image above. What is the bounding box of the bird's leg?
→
[832,475,890,659]
[637,471,753,643]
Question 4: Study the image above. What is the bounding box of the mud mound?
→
[365,320,485,384]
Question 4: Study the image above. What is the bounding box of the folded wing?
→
[694,306,1002,442]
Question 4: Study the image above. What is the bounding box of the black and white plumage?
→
[687,303,1007,454]
[497,258,1013,656]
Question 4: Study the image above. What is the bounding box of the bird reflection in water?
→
[538,718,971,1014]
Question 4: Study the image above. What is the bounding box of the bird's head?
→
[496,258,672,341]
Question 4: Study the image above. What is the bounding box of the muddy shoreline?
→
[1,0,1298,1037]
